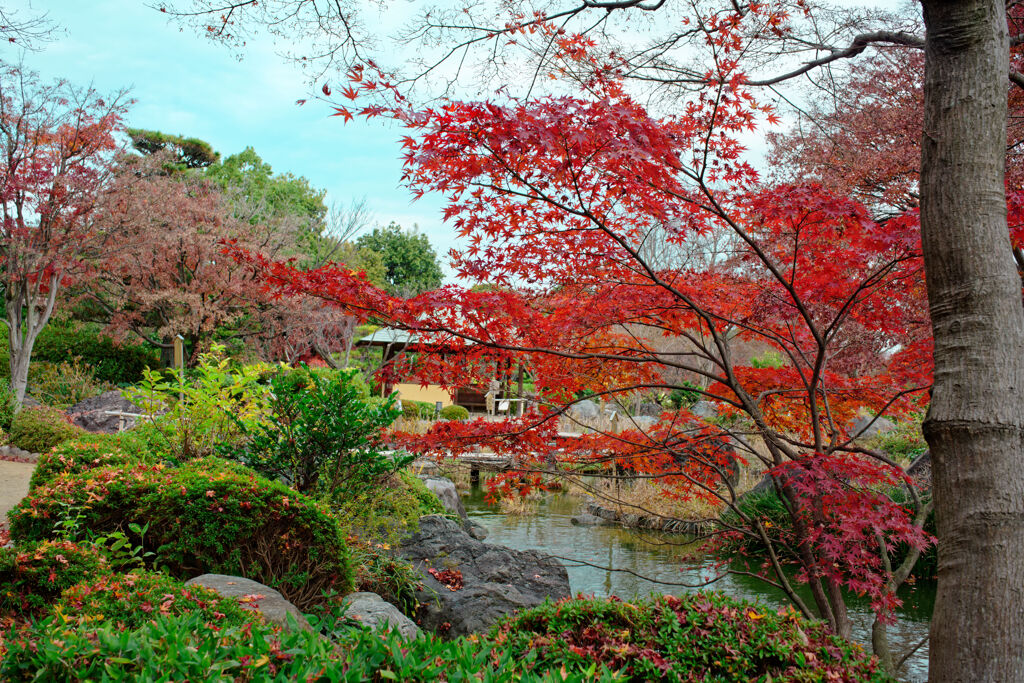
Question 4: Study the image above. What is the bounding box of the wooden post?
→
[470,466,480,488]
[516,364,525,417]
[173,335,184,403]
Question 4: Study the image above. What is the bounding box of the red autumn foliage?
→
[0,61,130,402]
[237,4,941,641]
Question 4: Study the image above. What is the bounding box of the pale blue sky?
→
[6,0,452,271]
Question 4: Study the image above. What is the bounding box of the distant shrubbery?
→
[9,406,84,454]
[440,404,470,421]
[27,323,159,385]
[401,399,437,419]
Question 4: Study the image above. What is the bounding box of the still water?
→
[464,486,933,682]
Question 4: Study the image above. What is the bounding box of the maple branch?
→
[746,31,925,87]
[552,554,723,587]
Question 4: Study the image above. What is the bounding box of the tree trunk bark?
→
[920,2,1024,680]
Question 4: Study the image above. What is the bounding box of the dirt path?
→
[0,460,34,524]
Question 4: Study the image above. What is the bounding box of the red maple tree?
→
[0,61,130,403]
[235,8,940,663]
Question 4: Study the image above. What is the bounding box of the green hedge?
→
[440,404,470,421]
[493,594,892,682]
[10,458,352,609]
[400,399,435,419]
[30,436,161,491]
[27,323,159,385]
[9,406,85,454]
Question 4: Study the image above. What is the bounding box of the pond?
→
[464,484,933,682]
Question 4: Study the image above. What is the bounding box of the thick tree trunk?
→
[920,1,1024,680]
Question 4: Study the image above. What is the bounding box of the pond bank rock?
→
[343,591,420,638]
[398,514,569,637]
[185,574,311,632]
[570,512,615,527]
[583,501,714,535]
[420,476,467,520]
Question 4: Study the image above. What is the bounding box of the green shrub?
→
[0,541,109,619]
[9,406,85,454]
[125,346,274,462]
[335,470,446,546]
[220,366,405,500]
[0,612,613,682]
[349,542,424,617]
[440,404,470,421]
[665,381,701,410]
[30,437,158,491]
[55,570,256,630]
[29,322,159,385]
[0,379,16,431]
[10,458,352,609]
[398,470,447,517]
[866,418,928,464]
[401,399,436,419]
[494,593,892,682]
[750,350,786,369]
[27,358,109,409]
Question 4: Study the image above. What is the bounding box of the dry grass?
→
[570,475,725,522]
[497,494,541,516]
[389,416,432,435]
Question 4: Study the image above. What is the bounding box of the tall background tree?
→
[0,60,129,403]
[355,222,443,297]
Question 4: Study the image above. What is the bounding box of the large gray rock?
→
[690,401,719,419]
[571,512,614,527]
[635,402,663,417]
[849,414,896,439]
[568,399,599,422]
[185,574,311,631]
[66,391,146,433]
[625,415,658,433]
[398,515,569,637]
[463,519,489,540]
[420,476,467,520]
[343,591,420,638]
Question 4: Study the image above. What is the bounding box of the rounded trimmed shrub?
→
[0,541,109,619]
[9,406,85,454]
[30,438,158,491]
[400,399,435,419]
[440,404,470,421]
[55,570,257,631]
[10,458,352,609]
[493,593,892,682]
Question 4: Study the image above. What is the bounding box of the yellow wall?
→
[394,383,453,406]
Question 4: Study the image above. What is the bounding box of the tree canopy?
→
[355,222,443,297]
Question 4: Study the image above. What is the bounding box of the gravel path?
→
[0,460,34,524]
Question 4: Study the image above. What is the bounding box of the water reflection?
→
[464,487,932,682]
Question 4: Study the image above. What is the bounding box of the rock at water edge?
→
[398,515,569,637]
